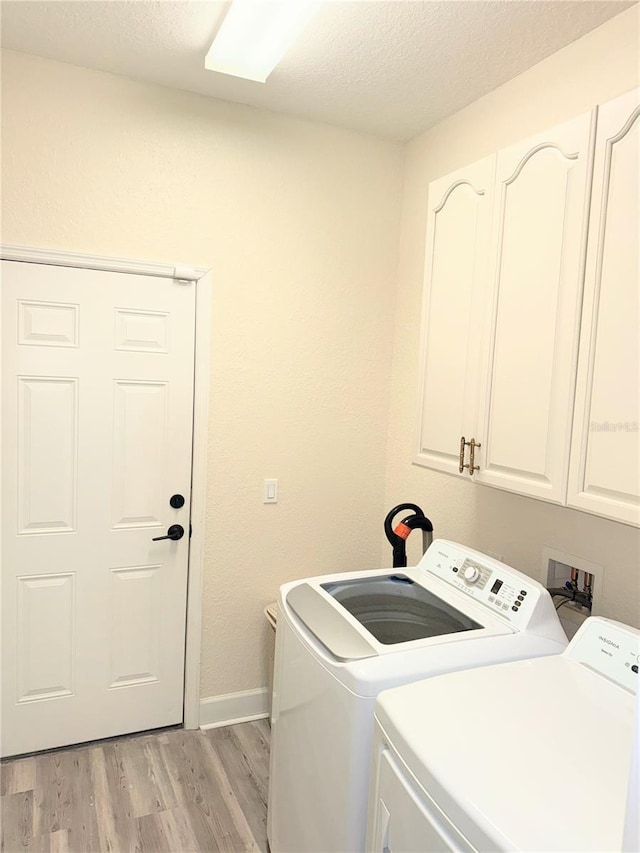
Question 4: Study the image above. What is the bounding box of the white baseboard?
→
[199,687,269,730]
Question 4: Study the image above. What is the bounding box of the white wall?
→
[0,49,404,700]
[386,7,640,627]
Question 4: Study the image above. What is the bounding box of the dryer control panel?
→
[566,617,639,693]
[418,540,544,628]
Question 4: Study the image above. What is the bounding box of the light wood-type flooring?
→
[0,720,270,853]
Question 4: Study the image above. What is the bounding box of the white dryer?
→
[267,539,568,853]
[366,616,639,852]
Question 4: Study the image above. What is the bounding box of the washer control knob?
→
[462,565,480,584]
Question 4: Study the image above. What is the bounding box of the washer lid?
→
[375,641,637,851]
[286,582,378,660]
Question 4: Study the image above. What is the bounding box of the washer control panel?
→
[455,559,490,590]
[419,541,541,626]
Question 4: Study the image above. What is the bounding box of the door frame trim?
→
[1,243,211,731]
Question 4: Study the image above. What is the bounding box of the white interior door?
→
[1,260,196,757]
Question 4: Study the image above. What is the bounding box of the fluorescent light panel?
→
[205,0,321,83]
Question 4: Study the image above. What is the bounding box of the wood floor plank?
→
[135,812,171,852]
[48,829,70,853]
[163,731,256,852]
[1,789,34,851]
[161,732,232,853]
[205,726,269,851]
[199,735,261,850]
[142,736,179,816]
[66,748,101,853]
[96,743,141,853]
[33,751,74,835]
[1,757,36,796]
[227,720,270,801]
[101,741,135,821]
[157,806,200,853]
[119,735,177,819]
[89,747,124,853]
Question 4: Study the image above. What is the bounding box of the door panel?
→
[18,299,79,347]
[111,380,169,528]
[2,260,196,757]
[17,572,76,702]
[476,111,594,501]
[568,90,640,526]
[114,307,169,352]
[18,376,78,533]
[108,564,162,687]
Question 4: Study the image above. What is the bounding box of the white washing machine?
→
[267,539,568,853]
[366,616,639,852]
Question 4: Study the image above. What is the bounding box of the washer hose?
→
[384,503,434,568]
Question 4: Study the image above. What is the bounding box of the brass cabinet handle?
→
[459,436,468,473]
[459,436,481,475]
[469,438,481,475]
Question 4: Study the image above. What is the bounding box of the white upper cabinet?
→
[415,98,638,525]
[475,111,595,502]
[414,156,495,477]
[567,89,640,526]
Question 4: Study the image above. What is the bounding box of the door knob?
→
[152,524,185,542]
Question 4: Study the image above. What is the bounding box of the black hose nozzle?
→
[384,503,434,569]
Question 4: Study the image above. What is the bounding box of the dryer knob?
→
[462,565,480,584]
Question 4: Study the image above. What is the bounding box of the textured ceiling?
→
[1,0,635,140]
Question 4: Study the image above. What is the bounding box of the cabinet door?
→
[567,90,640,526]
[414,156,494,477]
[475,111,594,502]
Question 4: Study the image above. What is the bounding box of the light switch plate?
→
[263,479,278,504]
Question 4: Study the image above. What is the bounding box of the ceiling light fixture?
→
[205,0,321,84]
